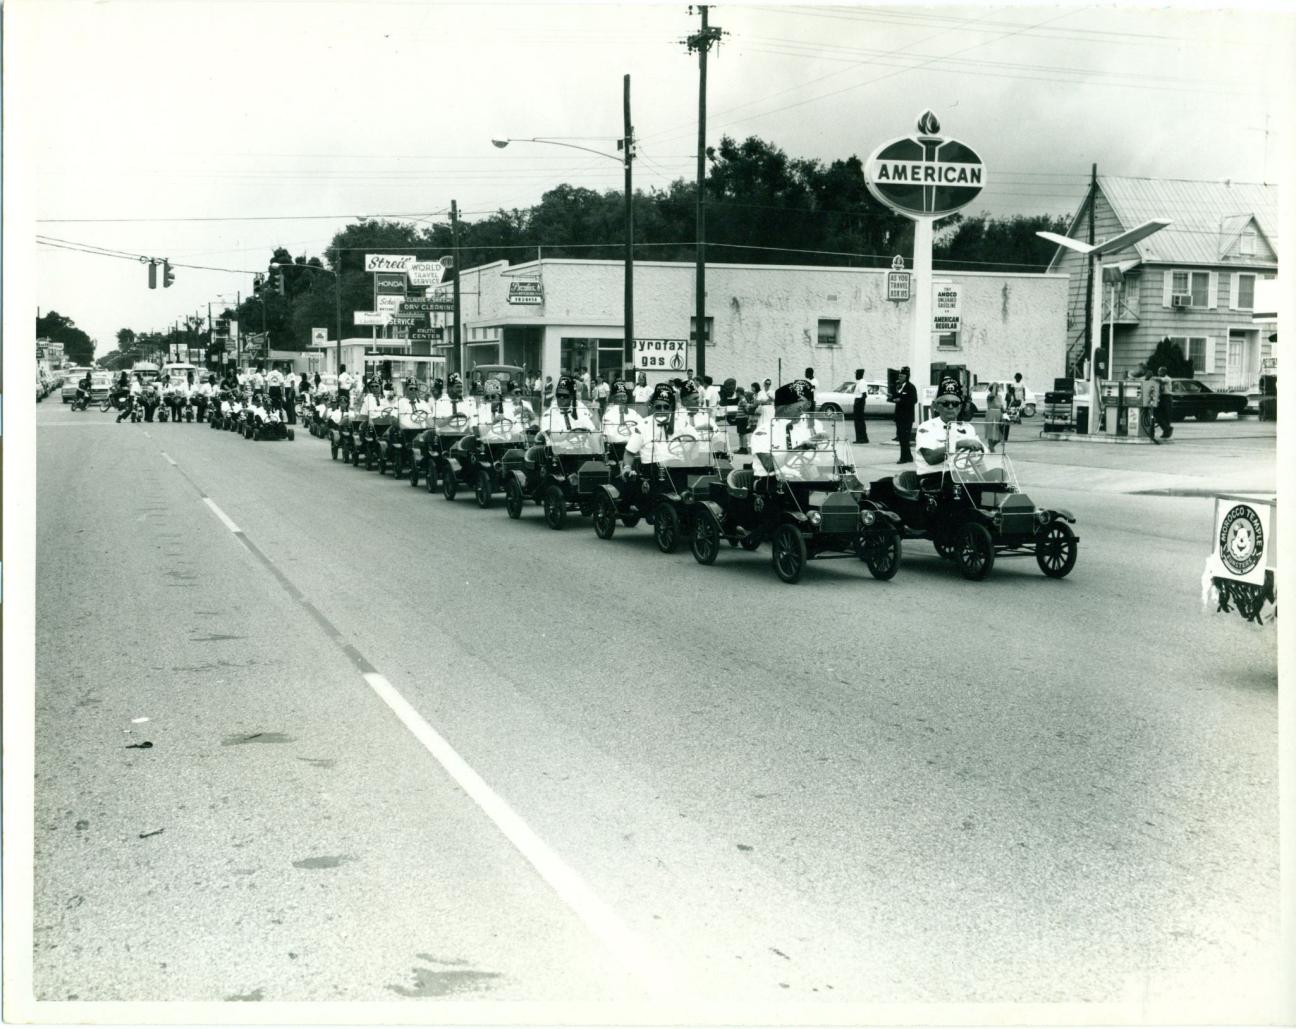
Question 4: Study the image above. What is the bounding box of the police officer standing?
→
[888,366,918,464]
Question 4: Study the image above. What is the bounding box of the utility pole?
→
[1083,163,1097,376]
[623,73,635,376]
[452,199,462,376]
[687,6,723,381]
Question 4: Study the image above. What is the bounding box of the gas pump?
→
[1097,377,1156,438]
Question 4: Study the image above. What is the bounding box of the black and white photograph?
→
[3,0,1292,1024]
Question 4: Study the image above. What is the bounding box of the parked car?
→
[61,366,94,403]
[815,380,894,418]
[1165,378,1247,422]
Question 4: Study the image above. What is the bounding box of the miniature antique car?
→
[591,426,727,553]
[417,411,476,493]
[688,412,903,584]
[440,411,533,507]
[358,402,397,470]
[866,447,1077,580]
[502,428,610,529]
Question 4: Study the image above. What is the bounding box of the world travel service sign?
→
[864,111,985,219]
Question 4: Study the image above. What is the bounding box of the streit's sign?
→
[865,111,985,220]
[364,254,415,272]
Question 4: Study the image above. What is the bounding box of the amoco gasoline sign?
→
[865,111,985,219]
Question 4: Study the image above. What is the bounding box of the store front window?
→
[561,337,623,380]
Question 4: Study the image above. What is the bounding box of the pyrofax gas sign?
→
[865,111,985,219]
[634,338,687,370]
[365,254,415,272]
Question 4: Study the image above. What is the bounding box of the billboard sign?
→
[373,272,407,295]
[507,280,544,305]
[634,338,688,371]
[364,254,415,273]
[375,294,403,314]
[932,282,961,332]
[408,261,445,286]
[311,327,328,346]
[864,111,984,220]
[354,311,391,326]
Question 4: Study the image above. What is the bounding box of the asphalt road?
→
[30,406,1280,1018]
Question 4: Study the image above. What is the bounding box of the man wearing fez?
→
[621,381,685,475]
[914,377,985,487]
[601,376,644,441]
[538,375,597,435]
[749,379,816,477]
[433,372,476,427]
[888,365,918,464]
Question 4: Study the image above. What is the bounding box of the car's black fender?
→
[597,482,623,504]
[1041,507,1076,524]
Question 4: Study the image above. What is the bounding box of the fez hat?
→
[773,378,815,408]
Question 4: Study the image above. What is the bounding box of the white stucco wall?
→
[461,259,1067,392]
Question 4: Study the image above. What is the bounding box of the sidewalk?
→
[846,419,1277,497]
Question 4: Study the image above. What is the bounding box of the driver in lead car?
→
[915,377,985,487]
[475,377,517,443]
[538,375,596,435]
[432,372,476,427]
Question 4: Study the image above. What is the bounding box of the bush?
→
[1134,337,1194,378]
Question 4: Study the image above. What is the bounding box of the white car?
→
[814,380,895,418]
[965,382,1039,418]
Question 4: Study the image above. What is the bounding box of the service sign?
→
[374,272,407,295]
[365,254,415,273]
[388,315,419,328]
[507,280,544,305]
[634,338,688,371]
[1208,498,1271,585]
[408,261,445,286]
[865,111,985,219]
[932,281,961,332]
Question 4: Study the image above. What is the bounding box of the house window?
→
[1239,230,1257,257]
[1171,336,1209,373]
[816,319,840,347]
[1236,273,1256,310]
[1171,270,1210,306]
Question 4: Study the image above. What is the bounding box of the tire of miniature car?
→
[954,522,995,580]
[442,470,457,501]
[330,441,338,460]
[542,484,567,530]
[859,527,902,580]
[377,450,387,475]
[1022,403,1036,417]
[593,494,618,539]
[690,509,721,565]
[365,447,375,471]
[287,429,295,441]
[505,479,525,519]
[739,534,761,551]
[351,444,361,467]
[1034,520,1077,579]
[409,460,420,488]
[933,531,957,560]
[653,502,681,553]
[475,470,494,509]
[771,524,808,584]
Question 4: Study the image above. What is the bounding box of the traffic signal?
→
[274,270,285,295]
[148,260,158,289]
[163,260,175,288]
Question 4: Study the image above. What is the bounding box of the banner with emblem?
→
[1208,498,1270,586]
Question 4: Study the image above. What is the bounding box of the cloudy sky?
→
[14,0,1294,351]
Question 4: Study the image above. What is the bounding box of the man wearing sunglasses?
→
[915,377,985,488]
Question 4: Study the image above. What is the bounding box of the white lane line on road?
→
[359,669,669,992]
[160,452,178,466]
[201,497,242,535]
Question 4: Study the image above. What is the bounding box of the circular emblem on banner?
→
[865,111,985,219]
[1219,504,1264,576]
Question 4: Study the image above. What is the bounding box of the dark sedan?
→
[1167,378,1248,421]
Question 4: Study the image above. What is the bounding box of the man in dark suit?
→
[888,365,918,464]
[851,368,869,443]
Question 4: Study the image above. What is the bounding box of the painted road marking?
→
[201,497,242,535]
[160,452,178,466]
[168,447,667,992]
[360,669,667,988]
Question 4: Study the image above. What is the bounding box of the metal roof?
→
[1097,177,1278,265]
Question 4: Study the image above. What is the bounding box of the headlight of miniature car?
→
[861,510,876,527]
[808,510,822,526]
[1036,511,1049,525]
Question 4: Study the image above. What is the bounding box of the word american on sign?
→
[364,254,415,273]
[864,111,985,220]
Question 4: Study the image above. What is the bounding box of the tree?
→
[935,214,1070,272]
[1135,337,1194,379]
[36,310,95,365]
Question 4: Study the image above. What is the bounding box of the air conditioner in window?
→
[1171,293,1193,308]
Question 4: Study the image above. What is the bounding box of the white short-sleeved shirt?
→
[914,415,982,473]
[431,395,478,431]
[266,370,284,388]
[632,384,653,403]
[337,372,353,392]
[602,403,644,440]
[625,415,709,465]
[748,415,814,475]
[538,403,596,434]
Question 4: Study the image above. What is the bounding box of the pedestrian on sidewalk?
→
[851,368,870,443]
[1152,366,1174,440]
[985,383,1005,451]
[889,366,917,464]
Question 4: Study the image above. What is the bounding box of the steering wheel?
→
[488,417,514,433]
[609,422,634,437]
[949,448,986,473]
[664,435,698,458]
[446,413,470,429]
[409,409,430,424]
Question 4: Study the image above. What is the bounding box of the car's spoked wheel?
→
[593,495,618,539]
[955,522,995,580]
[330,442,339,460]
[771,524,807,584]
[505,479,524,519]
[442,471,457,501]
[1035,520,1077,578]
[409,458,420,488]
[691,510,721,565]
[860,528,902,580]
[542,484,567,530]
[653,502,680,553]
[475,469,493,509]
[425,461,438,493]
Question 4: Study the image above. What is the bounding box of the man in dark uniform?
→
[851,367,869,443]
[888,365,918,464]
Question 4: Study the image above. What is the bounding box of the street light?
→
[491,75,636,377]
[270,257,342,382]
